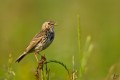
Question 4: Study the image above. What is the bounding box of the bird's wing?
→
[25,31,45,53]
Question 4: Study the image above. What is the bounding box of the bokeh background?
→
[0,0,120,80]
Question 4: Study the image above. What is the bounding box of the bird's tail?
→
[15,52,27,63]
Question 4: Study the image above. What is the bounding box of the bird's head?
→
[41,21,55,31]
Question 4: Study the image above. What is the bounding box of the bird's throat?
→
[50,28,54,32]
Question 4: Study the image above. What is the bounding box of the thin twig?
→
[45,60,69,75]
[35,56,46,80]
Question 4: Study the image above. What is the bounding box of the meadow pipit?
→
[15,21,55,62]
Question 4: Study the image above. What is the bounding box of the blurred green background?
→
[0,0,120,80]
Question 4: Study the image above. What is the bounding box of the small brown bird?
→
[15,21,55,63]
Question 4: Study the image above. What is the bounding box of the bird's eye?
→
[48,22,50,25]
[48,22,54,25]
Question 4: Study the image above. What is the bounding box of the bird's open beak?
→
[54,22,58,26]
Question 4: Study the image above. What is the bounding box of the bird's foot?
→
[34,53,39,62]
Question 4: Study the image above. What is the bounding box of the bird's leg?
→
[38,53,46,61]
[38,52,42,56]
[34,52,39,62]
[41,53,46,59]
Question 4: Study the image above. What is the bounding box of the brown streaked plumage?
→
[15,21,55,63]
